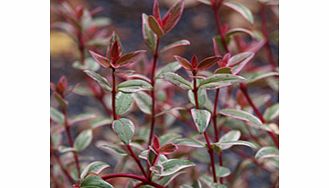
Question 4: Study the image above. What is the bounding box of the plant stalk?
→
[192,72,217,183]
[101,173,165,188]
[148,38,160,146]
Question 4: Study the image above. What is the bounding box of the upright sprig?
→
[141,0,185,146]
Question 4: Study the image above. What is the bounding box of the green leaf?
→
[191,109,211,133]
[157,159,195,176]
[50,107,64,125]
[96,142,128,157]
[74,129,93,152]
[219,108,263,126]
[174,138,205,148]
[112,118,135,144]
[115,92,133,115]
[132,91,152,114]
[229,52,255,75]
[215,140,258,150]
[214,67,232,74]
[156,61,182,78]
[73,57,100,71]
[215,166,231,178]
[155,171,186,186]
[255,146,279,160]
[161,72,192,90]
[80,176,113,188]
[264,103,279,121]
[69,113,97,125]
[247,72,279,84]
[58,146,76,154]
[223,2,254,24]
[90,117,112,129]
[199,74,245,90]
[118,79,152,93]
[197,0,211,5]
[142,14,157,53]
[219,130,241,143]
[84,70,112,92]
[81,161,110,179]
[160,40,190,53]
[225,28,254,39]
[148,15,164,37]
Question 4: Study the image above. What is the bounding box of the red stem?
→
[101,173,165,188]
[212,2,229,53]
[111,68,118,120]
[126,144,148,178]
[192,71,217,183]
[239,83,279,148]
[62,104,81,178]
[148,38,160,146]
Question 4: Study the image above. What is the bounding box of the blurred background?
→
[51,0,278,187]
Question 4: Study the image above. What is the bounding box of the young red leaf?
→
[148,15,164,37]
[162,0,184,33]
[152,136,160,151]
[153,0,161,24]
[198,56,221,71]
[158,143,178,154]
[89,50,109,68]
[219,53,231,67]
[106,32,122,58]
[191,55,198,70]
[174,55,192,71]
[116,50,146,67]
[110,40,121,65]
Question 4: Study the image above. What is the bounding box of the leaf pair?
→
[89,32,146,69]
[152,136,178,155]
[175,55,221,72]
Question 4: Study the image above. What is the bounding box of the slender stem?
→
[126,144,148,178]
[192,71,217,183]
[101,173,165,188]
[212,2,228,53]
[51,138,75,184]
[211,2,226,183]
[148,38,160,146]
[62,103,81,178]
[260,3,276,70]
[111,68,118,120]
[77,24,85,65]
[239,83,279,148]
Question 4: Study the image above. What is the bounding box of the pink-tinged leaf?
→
[162,0,184,33]
[116,50,146,67]
[225,28,254,39]
[153,0,161,23]
[110,40,121,64]
[160,40,190,53]
[142,14,158,53]
[223,2,254,24]
[191,55,198,70]
[219,53,231,67]
[246,40,266,54]
[198,56,221,71]
[106,32,122,58]
[148,16,164,37]
[89,50,109,68]
[159,143,178,154]
[174,55,192,71]
[214,67,232,74]
[197,0,211,5]
[153,136,160,151]
[228,52,255,75]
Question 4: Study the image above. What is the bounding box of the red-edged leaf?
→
[158,143,178,154]
[116,50,146,67]
[229,52,255,75]
[89,50,109,68]
[225,28,254,39]
[215,67,232,74]
[160,40,190,53]
[152,136,160,151]
[110,40,121,64]
[162,0,184,33]
[153,0,161,24]
[191,55,198,70]
[106,32,122,58]
[219,53,231,67]
[223,2,254,24]
[198,56,221,71]
[148,16,164,37]
[174,55,192,71]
